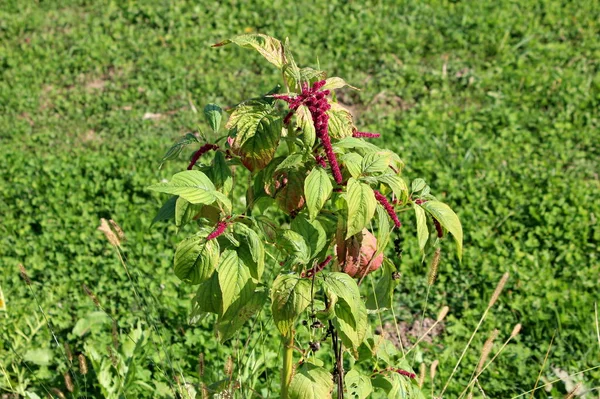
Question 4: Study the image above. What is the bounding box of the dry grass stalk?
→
[225,356,234,377]
[428,247,441,285]
[437,306,449,322]
[430,360,439,398]
[441,273,510,398]
[78,354,88,375]
[98,218,121,247]
[488,272,509,308]
[112,320,120,349]
[418,362,426,388]
[198,353,205,377]
[82,284,100,307]
[64,342,73,363]
[64,372,74,392]
[109,219,126,242]
[564,383,581,399]
[477,329,499,373]
[18,263,31,285]
[530,332,555,399]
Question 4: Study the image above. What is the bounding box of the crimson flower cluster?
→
[433,218,443,238]
[374,368,416,379]
[207,220,227,241]
[188,143,219,170]
[273,81,343,184]
[352,131,381,138]
[374,190,402,228]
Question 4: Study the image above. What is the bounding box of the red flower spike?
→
[374,190,402,228]
[188,144,219,170]
[207,221,227,241]
[353,131,381,139]
[433,218,443,238]
[395,369,416,379]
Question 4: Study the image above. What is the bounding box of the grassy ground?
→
[1,0,599,397]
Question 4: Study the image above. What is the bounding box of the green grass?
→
[1,0,599,397]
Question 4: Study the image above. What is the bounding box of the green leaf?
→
[366,260,398,309]
[23,348,54,366]
[411,178,427,193]
[289,363,334,399]
[174,234,220,284]
[321,272,362,325]
[175,196,202,229]
[361,152,391,175]
[332,137,381,154]
[413,204,429,255]
[190,272,222,320]
[160,133,199,167]
[148,170,219,205]
[271,274,312,337]
[72,311,110,337]
[234,223,265,280]
[322,77,358,91]
[421,201,463,259]
[236,115,282,172]
[375,205,392,257]
[291,215,327,258]
[210,151,233,196]
[372,371,425,399]
[227,101,276,149]
[276,169,306,214]
[204,104,222,133]
[327,103,355,139]
[304,167,333,220]
[377,174,409,203]
[341,153,363,179]
[217,250,255,315]
[346,178,377,238]
[276,153,304,172]
[215,34,285,69]
[296,105,316,149]
[280,230,311,264]
[217,287,267,342]
[346,368,373,399]
[152,195,177,224]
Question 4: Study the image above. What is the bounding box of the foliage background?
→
[1,0,598,397]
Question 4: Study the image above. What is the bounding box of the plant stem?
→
[281,334,294,399]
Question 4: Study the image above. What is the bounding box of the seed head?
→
[64,373,74,393]
[18,264,31,285]
[488,272,509,308]
[428,247,441,285]
[78,354,88,375]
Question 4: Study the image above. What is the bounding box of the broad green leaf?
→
[332,137,381,154]
[217,287,267,342]
[346,178,377,238]
[234,223,265,280]
[271,274,312,337]
[327,103,355,139]
[341,152,363,179]
[174,234,220,284]
[375,205,391,257]
[23,348,54,366]
[413,204,429,255]
[280,230,311,264]
[212,190,233,213]
[377,174,409,203]
[236,116,282,172]
[289,363,334,399]
[72,311,110,337]
[322,77,358,91]
[321,272,362,325]
[296,105,316,148]
[276,169,306,214]
[227,101,275,149]
[204,104,222,133]
[411,178,427,193]
[291,215,327,258]
[160,133,199,167]
[304,167,333,220]
[366,260,398,309]
[210,151,233,196]
[361,152,391,175]
[372,371,425,399]
[276,153,304,172]
[421,201,463,259]
[175,196,202,229]
[190,272,222,320]
[152,195,177,224]
[346,368,373,399]
[217,250,255,315]
[148,170,218,205]
[215,34,285,69]
[334,296,368,354]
